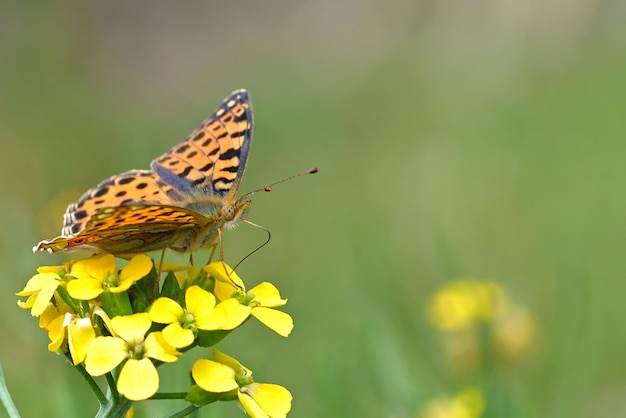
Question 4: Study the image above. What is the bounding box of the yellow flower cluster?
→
[17,254,293,417]
[418,386,484,418]
[426,278,536,370]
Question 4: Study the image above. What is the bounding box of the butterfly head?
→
[223,199,251,230]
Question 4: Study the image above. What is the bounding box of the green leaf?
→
[128,264,158,311]
[196,329,231,347]
[161,271,183,302]
[101,290,133,316]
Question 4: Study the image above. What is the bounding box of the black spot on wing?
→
[219,148,240,160]
[177,166,193,178]
[93,187,109,198]
[118,177,134,185]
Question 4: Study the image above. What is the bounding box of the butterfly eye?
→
[224,206,235,219]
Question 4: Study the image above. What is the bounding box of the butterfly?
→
[34,89,257,257]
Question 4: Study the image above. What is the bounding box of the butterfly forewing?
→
[151,89,253,199]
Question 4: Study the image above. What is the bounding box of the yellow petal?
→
[251,307,294,337]
[215,299,251,330]
[108,278,135,293]
[204,262,245,299]
[120,254,153,281]
[186,286,216,314]
[81,254,117,281]
[117,358,159,401]
[67,260,89,280]
[149,297,184,324]
[186,286,225,330]
[16,272,60,296]
[161,323,195,349]
[85,337,129,376]
[36,265,65,274]
[67,278,104,300]
[213,348,249,375]
[111,313,151,343]
[93,307,114,336]
[192,359,238,393]
[244,383,292,418]
[16,295,35,310]
[144,332,180,362]
[32,280,61,317]
[238,391,269,418]
[68,317,96,364]
[250,282,287,308]
[47,314,67,352]
[40,302,71,330]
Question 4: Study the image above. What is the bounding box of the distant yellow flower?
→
[427,279,508,331]
[493,306,536,363]
[418,386,484,418]
[149,285,226,348]
[192,348,292,418]
[428,278,537,370]
[85,313,179,401]
[204,263,293,337]
[67,254,152,300]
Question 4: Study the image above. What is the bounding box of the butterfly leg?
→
[215,228,243,291]
[205,242,218,265]
[189,252,195,266]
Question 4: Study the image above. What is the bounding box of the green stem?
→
[0,362,20,418]
[105,372,119,402]
[164,404,199,418]
[95,398,132,418]
[150,392,189,400]
[69,355,107,406]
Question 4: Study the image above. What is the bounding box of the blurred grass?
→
[2,1,626,417]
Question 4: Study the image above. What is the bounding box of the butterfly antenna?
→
[238,167,318,201]
[233,220,272,271]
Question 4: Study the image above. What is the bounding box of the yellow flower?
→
[192,348,292,418]
[85,313,179,401]
[17,271,65,317]
[426,279,508,331]
[428,278,537,370]
[39,301,73,353]
[418,386,484,418]
[67,254,152,300]
[149,285,226,348]
[204,263,294,337]
[46,310,96,364]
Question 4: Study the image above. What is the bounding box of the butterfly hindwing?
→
[39,205,213,254]
[62,170,184,236]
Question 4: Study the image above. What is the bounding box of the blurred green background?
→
[2,2,626,417]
